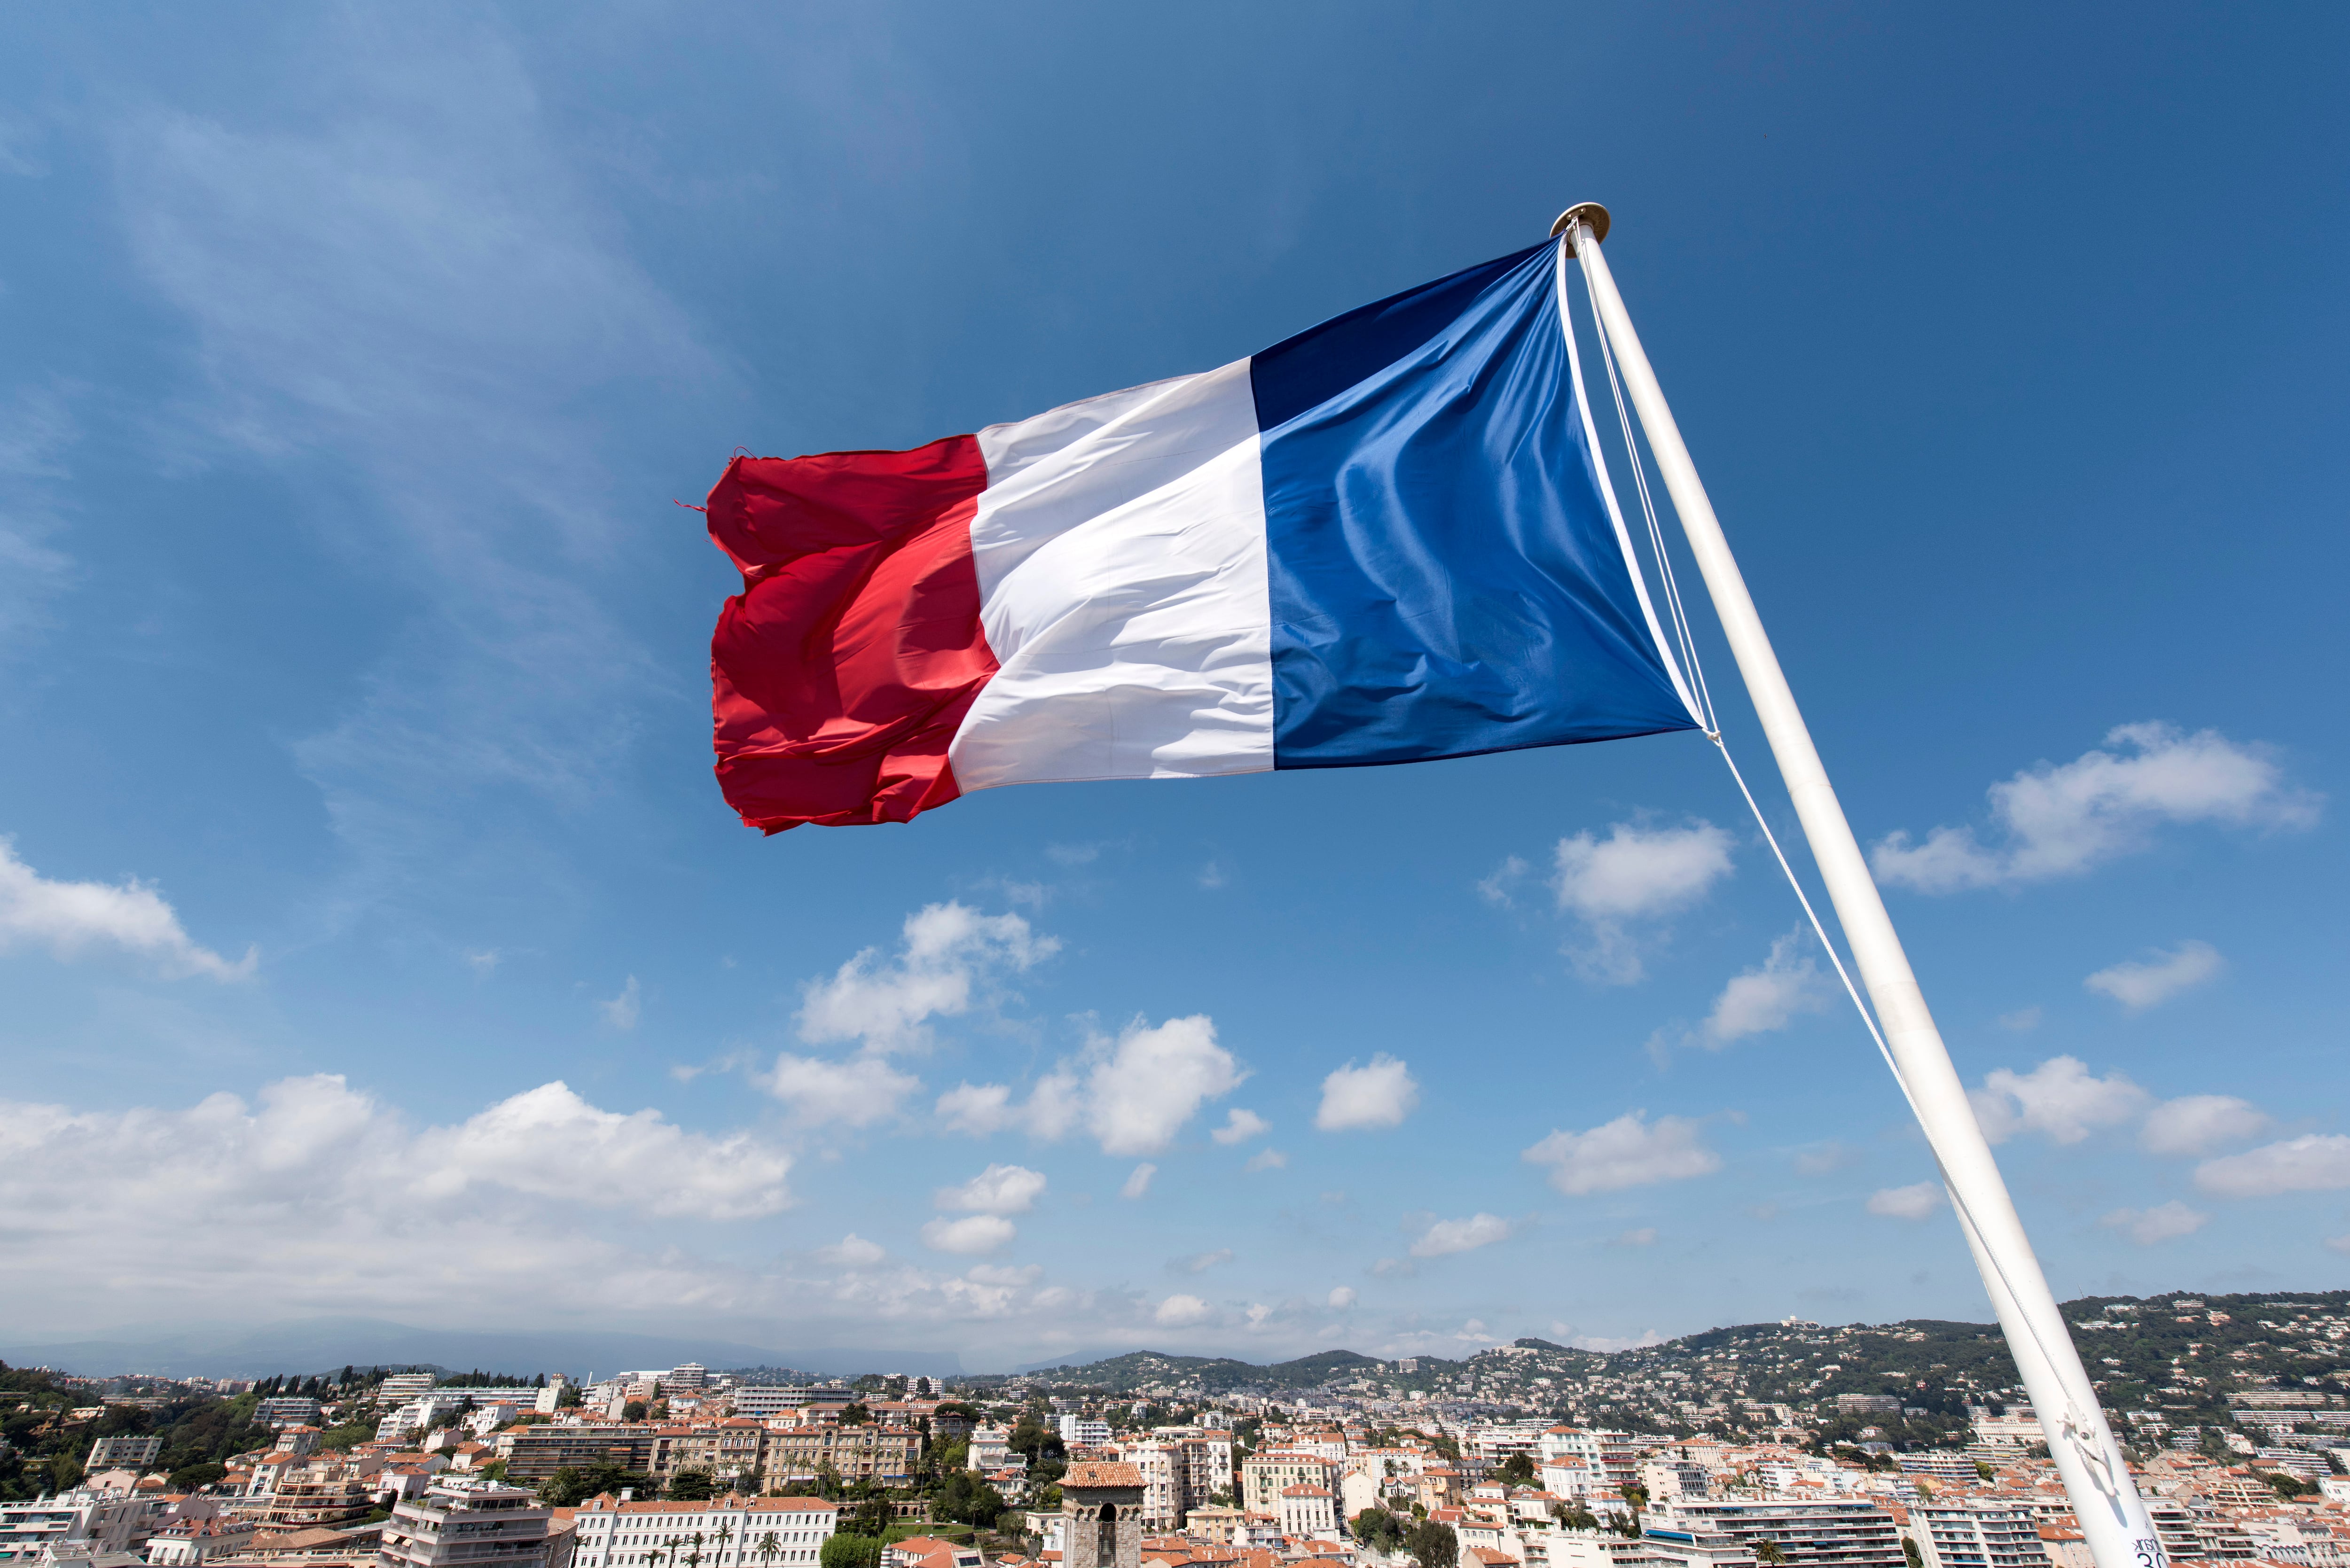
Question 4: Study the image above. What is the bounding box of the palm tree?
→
[712,1524,734,1566]
[756,1531,781,1568]
[1754,1543,1786,1565]
[686,1532,706,1568]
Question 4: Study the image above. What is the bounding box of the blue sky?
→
[1,2,2345,1372]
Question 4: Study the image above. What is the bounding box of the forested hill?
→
[959,1289,2350,1435]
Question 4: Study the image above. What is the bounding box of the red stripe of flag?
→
[706,437,996,832]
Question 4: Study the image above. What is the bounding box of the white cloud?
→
[1701,933,1828,1045]
[1871,724,2319,892]
[1568,1329,1667,1353]
[939,1015,1243,1156]
[1120,1163,1157,1201]
[919,1214,1017,1256]
[1316,1055,1421,1131]
[1410,1213,1515,1257]
[2084,941,2225,1010]
[2100,1201,2208,1245]
[935,1082,1017,1136]
[598,975,641,1030]
[1970,1057,2149,1145]
[1245,1147,1289,1172]
[0,838,253,981]
[1081,1015,1244,1156]
[465,949,501,977]
[799,903,1056,1054]
[1476,855,1529,908]
[407,1081,792,1219]
[818,1234,886,1267]
[1328,1286,1357,1309]
[1614,1227,1659,1247]
[1154,1294,1213,1327]
[761,1053,922,1128]
[1197,861,1228,890]
[115,17,726,913]
[1996,1006,2042,1032]
[1522,1112,1722,1195]
[1175,1249,1232,1274]
[2141,1095,2269,1157]
[1867,1183,1945,1220]
[1550,821,1733,983]
[2195,1135,2350,1198]
[935,1163,1046,1216]
[0,1074,796,1323]
[1044,843,1102,867]
[1212,1108,1272,1146]
[1794,1140,1860,1176]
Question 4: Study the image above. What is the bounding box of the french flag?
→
[705,239,1699,832]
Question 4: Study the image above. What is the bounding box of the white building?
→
[85,1440,163,1475]
[534,1380,571,1416]
[380,1479,553,1568]
[379,1374,440,1403]
[1277,1486,1337,1542]
[567,1495,838,1568]
[730,1388,820,1421]
[0,1492,166,1564]
[1058,1416,1111,1450]
[1114,1444,1179,1531]
[1905,1503,2046,1568]
[968,1425,1011,1470]
[143,1517,254,1567]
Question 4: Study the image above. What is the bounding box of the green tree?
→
[1496,1454,1535,1487]
[625,1401,650,1423]
[755,1532,781,1568]
[838,1403,871,1427]
[821,1536,882,1568]
[1403,1520,1457,1568]
[1351,1509,1404,1552]
[671,1471,718,1501]
[170,1463,227,1492]
[1902,1540,1924,1568]
[539,1464,658,1507]
[1755,1545,1786,1566]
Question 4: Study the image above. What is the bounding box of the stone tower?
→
[1060,1461,1145,1568]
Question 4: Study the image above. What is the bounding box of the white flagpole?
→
[1558,203,2164,1568]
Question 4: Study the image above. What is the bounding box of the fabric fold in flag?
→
[705,238,1698,833]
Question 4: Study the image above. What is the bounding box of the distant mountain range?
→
[0,1317,966,1381]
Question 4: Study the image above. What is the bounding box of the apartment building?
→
[145,1514,257,1566]
[379,1479,554,1568]
[502,1427,660,1486]
[87,1437,166,1473]
[1240,1453,1339,1515]
[1644,1499,1905,1568]
[728,1388,820,1422]
[760,1425,919,1490]
[566,1495,837,1568]
[644,1422,769,1488]
[1905,1503,2047,1568]
[258,1399,324,1428]
[1058,1417,1112,1450]
[0,1491,167,1563]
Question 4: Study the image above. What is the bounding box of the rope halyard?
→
[1573,240,2103,1435]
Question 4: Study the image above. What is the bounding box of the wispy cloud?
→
[0,837,252,981]
[1867,1183,1943,1220]
[1549,820,1734,983]
[2085,940,2225,1010]
[2100,1201,2207,1244]
[110,10,726,922]
[1523,1111,1721,1195]
[1872,724,2319,891]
